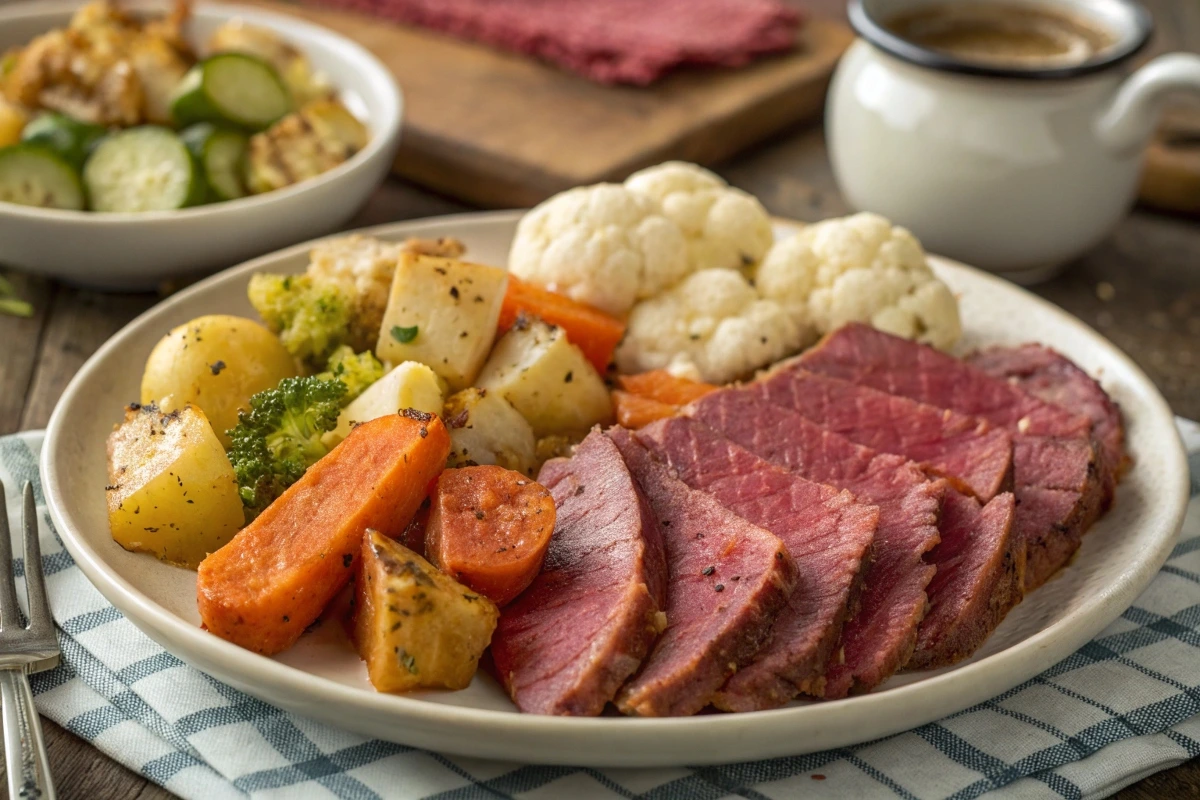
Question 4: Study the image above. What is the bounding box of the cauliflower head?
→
[755,212,961,350]
[508,183,689,316]
[616,268,808,384]
[625,161,774,274]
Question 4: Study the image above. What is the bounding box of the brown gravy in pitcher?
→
[885,3,1117,69]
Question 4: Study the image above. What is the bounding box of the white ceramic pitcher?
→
[826,0,1200,284]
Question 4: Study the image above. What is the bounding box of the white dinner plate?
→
[42,211,1191,767]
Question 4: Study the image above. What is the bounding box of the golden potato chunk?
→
[140,315,298,449]
[354,529,498,693]
[106,403,244,568]
[475,318,613,437]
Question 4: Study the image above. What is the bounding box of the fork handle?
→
[0,668,54,799]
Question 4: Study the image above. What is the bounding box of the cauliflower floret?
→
[625,161,774,273]
[616,269,808,384]
[508,184,689,316]
[308,234,406,350]
[756,212,962,350]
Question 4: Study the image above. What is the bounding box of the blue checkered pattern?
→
[3,423,1199,800]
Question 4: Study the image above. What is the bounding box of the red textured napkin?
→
[308,0,804,85]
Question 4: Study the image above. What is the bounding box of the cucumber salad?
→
[0,0,368,213]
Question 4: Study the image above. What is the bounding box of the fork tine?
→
[22,483,52,637]
[0,484,22,632]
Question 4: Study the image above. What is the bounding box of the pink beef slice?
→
[718,381,1024,670]
[968,343,1129,482]
[635,417,879,710]
[797,323,1108,590]
[753,366,1013,502]
[689,389,940,696]
[606,427,798,716]
[909,489,1019,669]
[491,430,667,716]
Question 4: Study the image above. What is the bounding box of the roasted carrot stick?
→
[498,276,626,372]
[616,370,718,405]
[425,465,555,606]
[612,389,680,429]
[197,410,451,655]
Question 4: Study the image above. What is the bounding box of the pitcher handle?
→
[1096,53,1200,156]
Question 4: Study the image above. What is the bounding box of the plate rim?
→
[40,210,1192,766]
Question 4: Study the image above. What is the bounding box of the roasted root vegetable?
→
[443,388,537,477]
[616,370,717,405]
[475,318,613,437]
[375,253,509,391]
[497,276,625,373]
[106,403,243,569]
[612,390,678,429]
[140,315,299,449]
[226,375,346,519]
[323,361,445,447]
[354,529,498,692]
[425,466,555,607]
[198,410,451,655]
[244,99,367,194]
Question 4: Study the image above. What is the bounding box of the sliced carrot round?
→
[425,465,556,607]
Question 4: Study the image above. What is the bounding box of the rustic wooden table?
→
[2,3,1199,797]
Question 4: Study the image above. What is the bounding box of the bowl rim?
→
[38,211,1193,765]
[0,0,402,224]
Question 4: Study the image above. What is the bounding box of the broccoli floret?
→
[248,273,353,370]
[226,376,347,519]
[318,345,386,404]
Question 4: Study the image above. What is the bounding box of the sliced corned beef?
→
[801,324,1092,438]
[753,366,1013,501]
[635,417,879,710]
[969,343,1128,483]
[607,428,797,716]
[688,389,941,697]
[909,490,1018,669]
[491,431,666,716]
[798,324,1106,590]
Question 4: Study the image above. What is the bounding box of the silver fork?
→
[0,482,58,800]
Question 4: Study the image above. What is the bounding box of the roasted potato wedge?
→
[354,529,498,692]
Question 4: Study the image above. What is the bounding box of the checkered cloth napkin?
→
[2,422,1199,800]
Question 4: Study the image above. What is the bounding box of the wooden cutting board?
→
[245,0,855,208]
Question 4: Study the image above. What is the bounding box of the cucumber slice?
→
[0,144,85,210]
[181,123,248,201]
[83,127,205,213]
[171,54,292,131]
[21,113,105,171]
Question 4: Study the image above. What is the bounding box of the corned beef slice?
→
[607,428,797,716]
[635,417,878,710]
[318,0,803,85]
[798,324,1107,590]
[754,366,1013,502]
[908,490,1018,669]
[735,374,1023,669]
[969,343,1128,483]
[688,389,941,697]
[491,431,666,716]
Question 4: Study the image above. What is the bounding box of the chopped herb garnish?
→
[390,325,419,344]
[208,360,227,376]
[397,648,418,674]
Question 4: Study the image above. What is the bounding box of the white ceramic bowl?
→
[0,0,402,290]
